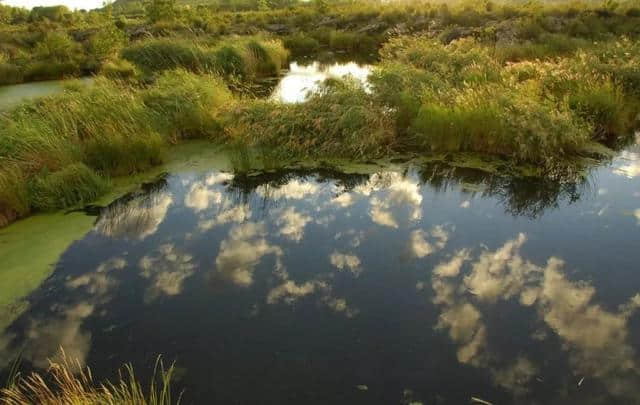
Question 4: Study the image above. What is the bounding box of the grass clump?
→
[28,163,108,210]
[284,33,320,56]
[121,38,213,74]
[371,35,639,164]
[142,69,233,140]
[0,78,163,220]
[121,37,288,79]
[410,84,591,164]
[226,78,393,158]
[1,354,181,405]
[101,58,138,79]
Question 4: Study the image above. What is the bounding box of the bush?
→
[34,32,79,63]
[88,24,127,62]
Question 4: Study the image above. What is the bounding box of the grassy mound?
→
[121,37,289,79]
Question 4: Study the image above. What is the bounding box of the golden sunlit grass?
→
[1,352,181,405]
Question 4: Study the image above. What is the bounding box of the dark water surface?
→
[0,138,639,404]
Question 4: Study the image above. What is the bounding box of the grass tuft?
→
[1,352,181,405]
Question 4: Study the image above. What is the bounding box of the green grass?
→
[225,78,394,158]
[28,163,109,210]
[101,58,138,79]
[121,37,288,79]
[0,70,237,224]
[283,33,320,56]
[142,69,233,140]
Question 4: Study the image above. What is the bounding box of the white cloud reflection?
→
[95,193,173,240]
[429,234,640,399]
[139,244,195,303]
[277,207,312,242]
[215,222,284,287]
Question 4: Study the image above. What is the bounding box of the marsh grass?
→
[283,33,320,56]
[28,164,108,211]
[1,353,181,405]
[101,58,138,79]
[226,79,394,158]
[142,69,233,140]
[121,37,288,80]
[371,36,639,163]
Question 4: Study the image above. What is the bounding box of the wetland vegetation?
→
[1,0,639,227]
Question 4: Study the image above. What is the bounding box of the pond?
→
[0,134,639,404]
[0,77,93,110]
[271,61,371,103]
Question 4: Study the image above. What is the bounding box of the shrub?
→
[34,32,79,63]
[88,24,127,62]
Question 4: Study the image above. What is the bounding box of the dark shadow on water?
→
[417,162,592,219]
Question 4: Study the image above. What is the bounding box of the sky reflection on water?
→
[0,144,639,404]
[271,61,371,103]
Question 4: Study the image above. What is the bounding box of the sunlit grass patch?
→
[1,353,181,405]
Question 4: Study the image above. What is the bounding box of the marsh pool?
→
[0,134,639,404]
